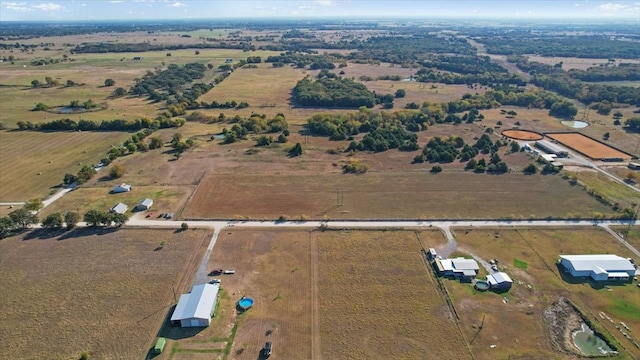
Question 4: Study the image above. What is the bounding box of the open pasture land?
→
[317,230,470,359]
[451,227,640,359]
[40,185,193,219]
[547,132,634,160]
[183,172,616,220]
[200,229,313,360]
[569,168,640,210]
[525,56,640,71]
[337,62,415,81]
[0,130,129,201]
[364,80,487,106]
[0,228,211,360]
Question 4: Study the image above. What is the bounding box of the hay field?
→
[317,230,471,359]
[0,228,211,360]
[0,131,128,201]
[183,172,615,220]
[452,227,640,359]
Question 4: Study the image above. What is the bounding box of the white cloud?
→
[1,1,31,11]
[32,2,63,11]
[315,0,335,6]
[109,0,124,3]
[167,2,186,7]
[595,2,628,11]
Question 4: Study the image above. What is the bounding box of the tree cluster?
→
[17,116,184,132]
[222,113,289,144]
[292,77,377,108]
[84,210,128,227]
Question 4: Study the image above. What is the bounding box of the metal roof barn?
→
[171,283,220,327]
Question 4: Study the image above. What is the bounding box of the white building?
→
[136,198,153,211]
[535,140,568,158]
[171,283,220,327]
[112,183,132,193]
[435,257,479,279]
[110,202,128,214]
[559,254,636,281]
[487,272,513,290]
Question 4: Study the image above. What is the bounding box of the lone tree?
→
[64,211,79,229]
[104,78,115,87]
[42,212,64,229]
[394,89,406,98]
[24,198,43,212]
[523,163,538,175]
[110,163,125,179]
[9,208,38,229]
[289,143,303,157]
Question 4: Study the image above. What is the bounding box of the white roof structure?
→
[536,140,568,154]
[487,272,513,286]
[559,255,635,272]
[451,258,480,271]
[110,203,128,214]
[171,283,220,322]
[137,198,153,208]
[112,183,132,193]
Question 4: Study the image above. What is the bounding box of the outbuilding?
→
[112,183,132,193]
[171,283,220,327]
[535,140,569,158]
[559,254,635,281]
[110,202,128,214]
[486,272,513,290]
[435,257,479,280]
[136,198,153,211]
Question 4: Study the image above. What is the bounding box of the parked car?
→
[209,278,221,284]
[210,269,223,276]
[262,342,272,358]
[165,213,174,219]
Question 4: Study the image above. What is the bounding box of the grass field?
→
[451,227,640,359]
[0,130,129,201]
[0,228,211,360]
[570,169,640,210]
[525,56,640,71]
[183,172,616,220]
[317,230,470,359]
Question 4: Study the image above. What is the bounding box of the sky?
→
[0,0,639,21]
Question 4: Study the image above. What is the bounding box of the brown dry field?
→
[0,227,211,360]
[547,133,633,160]
[501,129,543,140]
[184,171,615,220]
[525,56,640,71]
[451,227,640,359]
[201,229,313,360]
[317,230,470,359]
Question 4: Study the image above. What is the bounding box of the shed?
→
[171,283,220,327]
[110,202,128,214]
[153,337,166,354]
[436,257,479,279]
[487,272,513,290]
[136,198,153,211]
[629,162,640,170]
[559,254,635,281]
[112,183,132,193]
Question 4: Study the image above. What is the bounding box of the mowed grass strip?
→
[183,172,616,220]
[317,230,471,359]
[0,228,210,360]
[0,131,129,201]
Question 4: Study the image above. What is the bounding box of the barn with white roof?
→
[559,254,635,281]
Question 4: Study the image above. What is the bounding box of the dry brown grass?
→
[0,228,210,360]
[184,171,615,220]
[317,230,470,359]
[452,227,640,359]
[526,56,640,71]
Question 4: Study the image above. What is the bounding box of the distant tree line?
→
[17,116,185,132]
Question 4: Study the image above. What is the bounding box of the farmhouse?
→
[435,257,479,280]
[535,140,569,158]
[135,198,153,211]
[559,254,636,281]
[486,272,513,290]
[170,283,220,327]
[110,202,128,214]
[112,183,132,193]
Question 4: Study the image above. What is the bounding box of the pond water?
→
[572,323,616,356]
[561,120,589,129]
[57,106,88,114]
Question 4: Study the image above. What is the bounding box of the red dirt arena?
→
[546,132,633,160]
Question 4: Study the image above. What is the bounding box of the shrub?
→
[181,222,189,231]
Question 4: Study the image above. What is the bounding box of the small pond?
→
[57,106,89,114]
[572,323,616,356]
[561,120,589,129]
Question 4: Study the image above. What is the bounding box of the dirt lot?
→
[0,228,210,360]
[450,227,640,359]
[501,129,543,140]
[547,132,633,160]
